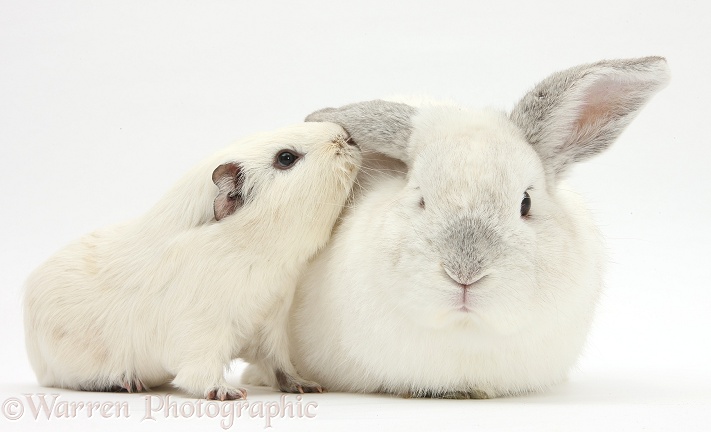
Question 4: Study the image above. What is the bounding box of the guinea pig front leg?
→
[172,362,247,401]
[170,326,247,400]
[260,302,323,394]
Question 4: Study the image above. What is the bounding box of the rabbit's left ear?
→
[510,56,670,183]
[306,100,417,164]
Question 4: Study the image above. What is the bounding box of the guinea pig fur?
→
[24,122,361,400]
[242,57,670,398]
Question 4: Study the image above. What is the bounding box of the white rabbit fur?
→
[24,122,361,400]
[242,57,670,398]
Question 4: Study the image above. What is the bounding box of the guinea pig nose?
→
[345,136,358,147]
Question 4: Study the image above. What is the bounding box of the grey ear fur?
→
[306,100,417,163]
[510,56,670,183]
[212,162,244,221]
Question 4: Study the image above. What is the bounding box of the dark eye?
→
[419,197,425,209]
[275,151,299,169]
[521,191,531,217]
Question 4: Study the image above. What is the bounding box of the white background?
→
[1,1,710,431]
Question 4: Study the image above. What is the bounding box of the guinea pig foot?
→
[275,370,324,394]
[119,377,147,393]
[206,385,247,401]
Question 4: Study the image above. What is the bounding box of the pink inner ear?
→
[212,162,243,221]
[214,193,237,221]
[212,162,240,185]
[574,78,640,134]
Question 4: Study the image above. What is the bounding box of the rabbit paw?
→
[275,369,325,394]
[435,389,490,399]
[400,389,491,399]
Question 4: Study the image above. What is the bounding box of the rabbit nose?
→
[442,265,486,287]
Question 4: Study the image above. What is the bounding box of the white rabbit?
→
[24,122,361,400]
[242,57,670,398]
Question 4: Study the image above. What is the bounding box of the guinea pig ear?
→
[306,100,417,164]
[510,56,670,183]
[212,162,244,221]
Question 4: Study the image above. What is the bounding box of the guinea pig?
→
[242,57,670,398]
[24,122,361,400]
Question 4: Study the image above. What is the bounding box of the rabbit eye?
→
[521,191,531,217]
[274,150,300,170]
[419,197,425,209]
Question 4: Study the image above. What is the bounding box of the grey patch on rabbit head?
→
[305,100,417,163]
[212,162,245,221]
[510,56,670,183]
[437,216,505,286]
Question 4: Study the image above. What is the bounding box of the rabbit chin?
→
[403,280,538,336]
[421,300,536,336]
[429,307,488,332]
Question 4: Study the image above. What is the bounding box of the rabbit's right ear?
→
[510,56,670,184]
[306,100,417,163]
[212,162,244,221]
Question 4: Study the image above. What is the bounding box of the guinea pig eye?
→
[274,151,299,170]
[521,191,531,217]
[419,197,425,209]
